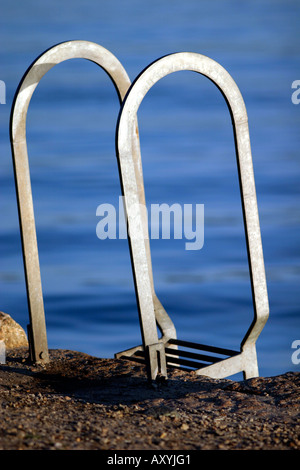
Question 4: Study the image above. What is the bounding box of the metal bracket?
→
[147,343,168,381]
[115,52,269,381]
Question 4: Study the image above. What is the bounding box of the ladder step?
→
[168,338,239,357]
[165,355,209,369]
[165,347,222,364]
[118,339,240,372]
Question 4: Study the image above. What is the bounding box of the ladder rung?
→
[165,355,209,369]
[119,339,240,372]
[133,349,213,370]
[165,347,222,364]
[168,338,239,357]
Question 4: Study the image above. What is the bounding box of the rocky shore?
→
[0,347,299,451]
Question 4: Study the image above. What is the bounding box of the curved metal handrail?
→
[116,52,269,380]
[10,40,175,364]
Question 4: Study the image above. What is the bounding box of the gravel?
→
[0,348,299,450]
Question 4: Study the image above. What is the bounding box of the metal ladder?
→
[115,52,269,381]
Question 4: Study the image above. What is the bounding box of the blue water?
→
[0,0,299,378]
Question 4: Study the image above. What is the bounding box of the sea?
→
[0,0,299,379]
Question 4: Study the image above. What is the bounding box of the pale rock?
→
[0,311,28,349]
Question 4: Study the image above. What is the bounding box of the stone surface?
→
[0,312,28,349]
[0,348,299,450]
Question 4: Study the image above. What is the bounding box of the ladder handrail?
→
[116,52,269,380]
[10,41,175,365]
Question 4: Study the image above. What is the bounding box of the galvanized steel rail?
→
[115,52,269,381]
[10,41,175,367]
